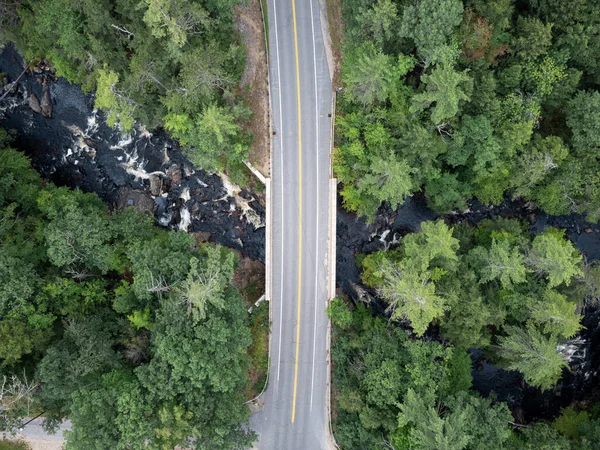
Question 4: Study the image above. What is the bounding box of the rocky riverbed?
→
[0,44,265,262]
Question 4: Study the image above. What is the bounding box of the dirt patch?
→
[7,440,61,450]
[232,255,268,399]
[236,0,270,179]
[232,255,266,304]
[325,0,343,87]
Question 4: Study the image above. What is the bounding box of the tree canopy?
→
[3,0,250,173]
[361,219,583,388]
[0,147,255,449]
[335,0,600,222]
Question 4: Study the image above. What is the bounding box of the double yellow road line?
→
[291,0,303,424]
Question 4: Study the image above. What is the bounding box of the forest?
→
[330,0,600,448]
[329,219,600,448]
[0,133,259,449]
[1,0,250,175]
[334,0,600,222]
[0,0,270,447]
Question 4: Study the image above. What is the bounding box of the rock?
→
[117,188,155,214]
[192,231,212,244]
[28,94,42,114]
[40,83,52,118]
[167,164,182,188]
[83,137,97,148]
[149,174,163,196]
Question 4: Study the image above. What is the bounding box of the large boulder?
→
[167,164,182,189]
[28,94,42,114]
[40,83,52,118]
[117,188,155,214]
[149,174,163,196]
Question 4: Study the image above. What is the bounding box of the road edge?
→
[246,0,273,409]
[318,0,335,83]
[326,91,340,449]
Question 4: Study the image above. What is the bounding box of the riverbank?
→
[334,193,600,423]
[0,44,266,263]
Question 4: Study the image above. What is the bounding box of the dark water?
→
[0,44,265,262]
[337,196,600,295]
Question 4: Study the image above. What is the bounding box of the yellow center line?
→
[291,0,303,424]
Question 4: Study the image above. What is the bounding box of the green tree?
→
[399,388,471,450]
[356,156,415,212]
[65,370,149,450]
[165,104,245,171]
[514,16,554,61]
[327,297,352,329]
[341,41,397,107]
[127,231,194,299]
[425,173,471,212]
[523,56,567,97]
[379,263,445,336]
[135,297,254,449]
[36,312,122,416]
[177,246,236,322]
[94,68,137,131]
[398,390,513,450]
[0,319,49,366]
[567,91,600,157]
[510,423,572,450]
[0,251,40,319]
[527,229,583,288]
[141,0,210,50]
[440,282,495,348]
[530,290,582,339]
[37,187,114,275]
[512,135,569,199]
[552,407,590,440]
[411,65,471,125]
[474,239,528,289]
[399,0,464,65]
[497,324,568,390]
[358,0,398,46]
[403,220,459,272]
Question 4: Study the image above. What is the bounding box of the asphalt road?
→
[1,418,70,448]
[250,0,333,448]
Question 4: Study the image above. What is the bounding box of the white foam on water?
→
[178,207,191,232]
[121,166,166,181]
[138,124,152,139]
[218,173,264,229]
[180,188,191,202]
[557,336,588,363]
[110,134,133,150]
[158,212,173,227]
